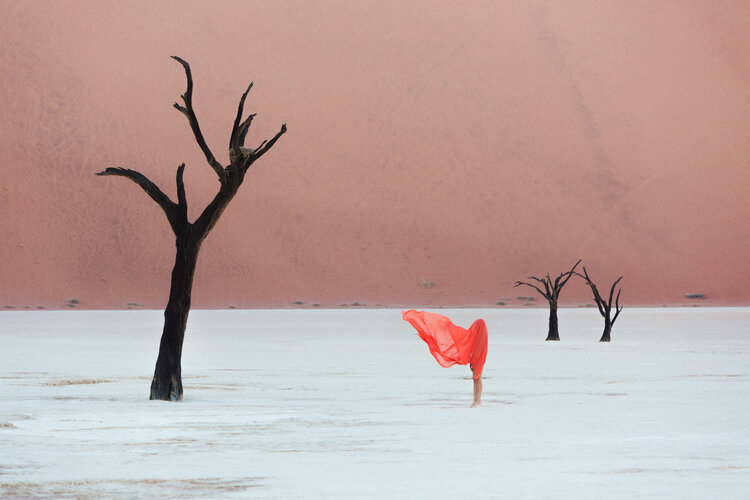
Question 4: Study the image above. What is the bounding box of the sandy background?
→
[1,1,749,309]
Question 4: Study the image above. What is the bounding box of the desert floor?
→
[1,308,749,498]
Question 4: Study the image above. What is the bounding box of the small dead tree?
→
[576,267,623,342]
[514,260,581,341]
[98,56,286,401]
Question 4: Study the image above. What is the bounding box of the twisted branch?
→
[171,56,225,181]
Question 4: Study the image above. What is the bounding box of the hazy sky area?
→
[1,0,749,309]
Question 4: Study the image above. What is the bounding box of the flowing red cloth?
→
[402,310,488,379]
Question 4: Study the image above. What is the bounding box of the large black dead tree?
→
[514,260,581,341]
[98,57,286,401]
[576,267,623,342]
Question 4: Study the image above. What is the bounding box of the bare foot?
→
[470,400,481,408]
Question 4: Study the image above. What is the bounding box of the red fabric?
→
[402,310,488,379]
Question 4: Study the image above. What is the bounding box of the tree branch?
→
[608,276,624,308]
[576,266,607,317]
[175,163,188,223]
[612,281,624,324]
[171,56,225,181]
[97,167,180,233]
[243,123,287,171]
[529,276,548,287]
[238,114,256,148]
[253,138,267,153]
[556,259,582,291]
[229,82,254,155]
[191,188,232,243]
[591,286,607,317]
[612,293,623,324]
[528,276,551,298]
[514,280,549,300]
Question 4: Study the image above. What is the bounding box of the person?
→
[402,309,488,407]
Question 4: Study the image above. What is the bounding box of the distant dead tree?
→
[576,267,623,342]
[514,260,581,341]
[98,57,286,401]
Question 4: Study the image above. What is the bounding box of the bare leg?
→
[471,376,482,407]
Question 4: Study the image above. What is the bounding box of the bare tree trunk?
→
[99,57,286,401]
[150,236,200,401]
[515,260,580,341]
[600,318,612,342]
[576,267,622,343]
[546,302,560,341]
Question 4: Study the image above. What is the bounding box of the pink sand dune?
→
[1,1,749,309]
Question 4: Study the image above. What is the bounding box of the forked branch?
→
[249,124,287,167]
[97,166,189,235]
[514,279,550,300]
[97,167,175,213]
[576,266,606,316]
[171,56,225,181]
[610,279,624,324]
[230,82,254,155]
[556,259,581,290]
[227,78,287,172]
[514,259,581,302]
[514,260,580,342]
[577,267,624,325]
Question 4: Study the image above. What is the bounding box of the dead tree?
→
[576,267,623,342]
[514,260,581,341]
[98,56,286,401]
